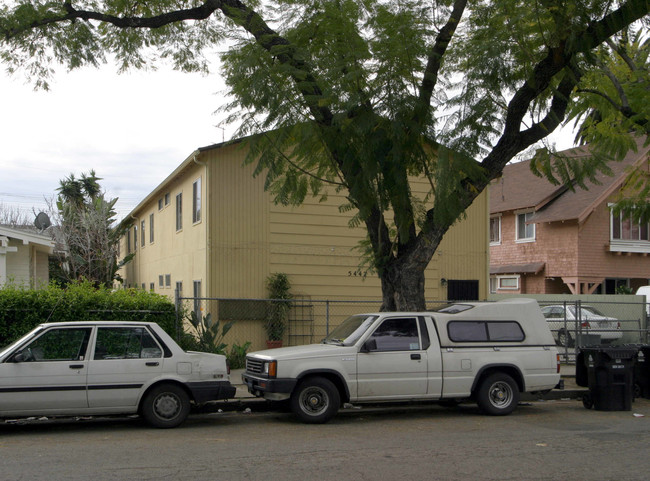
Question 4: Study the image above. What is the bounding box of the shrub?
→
[0,280,176,346]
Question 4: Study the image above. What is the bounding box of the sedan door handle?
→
[410,354,421,360]
[146,362,160,367]
[69,364,85,369]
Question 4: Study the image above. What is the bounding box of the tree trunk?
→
[380,263,427,312]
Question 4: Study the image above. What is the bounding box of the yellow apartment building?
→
[118,138,489,349]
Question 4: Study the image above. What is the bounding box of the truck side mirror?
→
[361,338,377,353]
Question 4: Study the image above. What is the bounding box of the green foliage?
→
[228,341,252,370]
[1,1,648,310]
[0,280,176,347]
[265,273,292,341]
[53,170,133,287]
[183,311,234,355]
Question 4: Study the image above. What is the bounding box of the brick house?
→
[489,139,650,295]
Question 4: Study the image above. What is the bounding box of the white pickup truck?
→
[242,298,561,423]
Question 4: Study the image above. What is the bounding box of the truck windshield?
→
[322,315,377,346]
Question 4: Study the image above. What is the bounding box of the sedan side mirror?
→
[12,348,33,363]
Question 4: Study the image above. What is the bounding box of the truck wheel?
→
[476,373,520,416]
[141,383,191,428]
[290,377,340,424]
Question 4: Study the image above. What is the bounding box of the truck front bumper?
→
[242,373,297,401]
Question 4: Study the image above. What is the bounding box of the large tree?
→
[2,1,648,310]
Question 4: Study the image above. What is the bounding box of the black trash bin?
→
[579,346,637,411]
[634,346,650,399]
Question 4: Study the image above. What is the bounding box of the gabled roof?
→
[490,138,650,224]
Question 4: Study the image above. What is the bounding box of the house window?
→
[141,283,145,290]
[516,211,535,241]
[176,193,183,231]
[149,282,155,291]
[193,280,202,315]
[165,274,171,288]
[611,211,650,241]
[158,198,163,210]
[149,213,154,243]
[498,275,519,290]
[141,220,145,247]
[490,216,501,245]
[176,281,183,295]
[158,275,164,288]
[609,205,650,253]
[126,230,131,254]
[164,193,170,206]
[133,225,138,250]
[193,177,202,224]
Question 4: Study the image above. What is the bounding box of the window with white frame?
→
[489,277,498,294]
[498,275,519,290]
[516,211,535,241]
[165,274,171,288]
[609,205,650,253]
[149,213,154,243]
[133,225,138,250]
[193,177,202,224]
[158,275,164,288]
[175,192,183,231]
[141,220,145,247]
[490,216,501,245]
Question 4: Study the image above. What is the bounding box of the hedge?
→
[0,280,177,347]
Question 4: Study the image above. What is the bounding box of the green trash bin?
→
[580,346,637,411]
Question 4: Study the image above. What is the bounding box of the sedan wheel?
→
[141,384,191,428]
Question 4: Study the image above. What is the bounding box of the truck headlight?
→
[264,360,277,378]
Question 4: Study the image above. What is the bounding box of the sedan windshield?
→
[322,315,377,346]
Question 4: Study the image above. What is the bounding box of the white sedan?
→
[0,321,235,428]
[541,305,623,347]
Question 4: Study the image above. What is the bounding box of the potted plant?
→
[265,273,292,348]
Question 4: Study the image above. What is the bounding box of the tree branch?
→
[415,0,468,124]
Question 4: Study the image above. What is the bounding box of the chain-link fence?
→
[176,294,650,363]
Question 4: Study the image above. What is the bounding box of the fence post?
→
[326,300,330,336]
[174,288,181,341]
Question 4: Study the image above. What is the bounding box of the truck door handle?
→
[411,354,421,360]
[146,362,160,367]
[69,364,84,369]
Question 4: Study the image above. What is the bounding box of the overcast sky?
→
[0,62,234,222]
[0,62,576,225]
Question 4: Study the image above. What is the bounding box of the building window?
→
[193,177,202,224]
[141,283,145,290]
[164,193,170,206]
[149,213,154,243]
[176,281,183,295]
[516,211,535,242]
[158,275,164,288]
[498,275,519,290]
[165,274,171,288]
[490,216,501,245]
[489,277,498,294]
[149,282,155,291]
[176,193,183,231]
[158,198,163,211]
[126,230,131,254]
[141,220,145,247]
[193,280,202,315]
[133,225,138,250]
